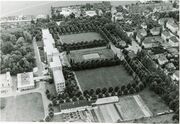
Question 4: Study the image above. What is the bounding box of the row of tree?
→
[61,39,107,51]
[70,56,121,71]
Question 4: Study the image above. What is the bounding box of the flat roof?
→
[0,72,12,88]
[94,96,119,105]
[52,69,65,84]
[17,72,34,88]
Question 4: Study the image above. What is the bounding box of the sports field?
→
[68,47,114,63]
[60,32,103,44]
[75,65,133,91]
[0,93,44,121]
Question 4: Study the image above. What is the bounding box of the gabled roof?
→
[169,36,179,43]
[161,30,171,37]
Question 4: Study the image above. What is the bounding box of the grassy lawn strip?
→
[75,65,133,91]
[60,32,102,44]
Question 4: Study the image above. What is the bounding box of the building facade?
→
[0,72,12,96]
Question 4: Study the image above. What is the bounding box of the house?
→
[0,72,12,96]
[139,28,147,37]
[17,72,35,91]
[142,36,162,49]
[136,33,144,44]
[169,36,179,47]
[141,22,147,29]
[150,27,161,36]
[153,54,168,65]
[85,11,97,17]
[167,47,179,57]
[165,62,176,72]
[114,12,124,22]
[166,20,179,33]
[158,18,174,26]
[161,30,171,41]
[171,70,179,81]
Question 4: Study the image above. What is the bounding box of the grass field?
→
[68,47,114,63]
[75,65,133,91]
[60,32,103,44]
[51,114,64,122]
[139,88,171,115]
[0,93,44,121]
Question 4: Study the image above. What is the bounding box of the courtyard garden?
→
[0,93,44,121]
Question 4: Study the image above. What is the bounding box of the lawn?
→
[60,32,103,44]
[68,47,114,63]
[139,88,171,115]
[45,82,57,96]
[75,65,133,91]
[0,93,44,121]
[51,114,64,122]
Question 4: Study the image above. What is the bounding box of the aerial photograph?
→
[0,0,179,123]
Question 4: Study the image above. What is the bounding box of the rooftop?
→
[52,69,65,85]
[17,72,34,88]
[0,72,12,88]
[169,36,179,43]
[161,30,171,37]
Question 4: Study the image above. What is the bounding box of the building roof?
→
[167,20,178,28]
[143,36,163,43]
[42,29,55,56]
[0,72,12,88]
[17,72,34,88]
[93,96,119,105]
[158,18,174,25]
[161,30,171,37]
[169,36,179,43]
[50,55,62,68]
[167,48,179,55]
[138,28,147,37]
[174,71,179,78]
[150,27,161,34]
[85,11,97,17]
[52,69,65,85]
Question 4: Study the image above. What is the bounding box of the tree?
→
[1,41,14,54]
[89,89,95,96]
[115,86,120,92]
[121,85,126,91]
[117,90,122,96]
[72,96,78,102]
[129,87,136,94]
[45,116,51,122]
[23,31,32,42]
[48,103,53,108]
[96,88,101,95]
[102,87,107,94]
[108,87,114,93]
[49,111,54,118]
[79,95,85,100]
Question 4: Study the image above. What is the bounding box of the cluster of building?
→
[42,29,65,93]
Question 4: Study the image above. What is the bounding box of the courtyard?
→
[75,65,133,91]
[60,32,103,44]
[0,93,44,121]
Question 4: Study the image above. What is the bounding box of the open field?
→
[60,32,103,44]
[51,114,64,122]
[75,65,133,91]
[139,88,171,115]
[0,93,44,121]
[68,47,114,63]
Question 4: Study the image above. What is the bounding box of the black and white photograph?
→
[0,0,179,123]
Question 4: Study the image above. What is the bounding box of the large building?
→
[0,72,12,96]
[43,29,66,93]
[17,72,35,91]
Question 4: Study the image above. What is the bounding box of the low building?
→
[171,70,179,81]
[113,12,124,22]
[17,72,35,91]
[165,63,176,72]
[141,22,147,29]
[136,33,144,44]
[153,54,168,65]
[142,36,162,49]
[158,18,174,26]
[0,72,12,96]
[139,28,147,37]
[166,20,178,33]
[161,30,171,41]
[93,96,119,105]
[168,36,179,47]
[150,27,161,36]
[85,11,97,17]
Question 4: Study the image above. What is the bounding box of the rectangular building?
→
[0,72,12,96]
[17,72,35,91]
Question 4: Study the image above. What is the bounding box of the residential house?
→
[85,10,97,17]
[165,62,176,72]
[17,72,35,91]
[161,30,171,42]
[169,36,179,47]
[166,20,179,33]
[153,54,168,65]
[136,33,144,44]
[141,36,162,49]
[0,72,12,96]
[139,28,147,37]
[150,27,161,36]
[141,22,147,29]
[171,70,179,81]
[158,18,174,27]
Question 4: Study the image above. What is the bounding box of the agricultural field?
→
[68,47,114,63]
[75,65,133,91]
[115,95,152,121]
[0,93,44,121]
[60,32,103,44]
[139,88,171,115]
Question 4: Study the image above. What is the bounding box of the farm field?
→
[60,32,103,44]
[75,65,133,91]
[139,88,171,115]
[0,93,44,121]
[68,47,114,63]
[115,95,152,121]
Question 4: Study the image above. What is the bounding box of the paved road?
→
[33,37,44,76]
